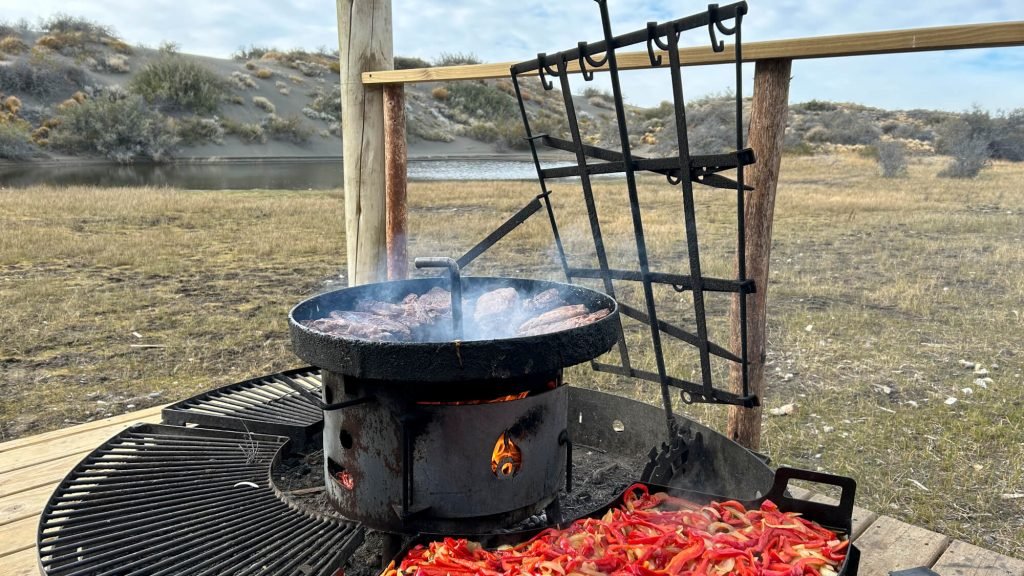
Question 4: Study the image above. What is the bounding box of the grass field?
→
[1,152,1022,556]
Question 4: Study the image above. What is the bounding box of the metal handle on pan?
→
[763,466,857,535]
[278,374,374,412]
[414,257,463,340]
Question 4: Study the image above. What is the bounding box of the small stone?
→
[96,400,108,405]
[804,324,813,332]
[906,400,919,408]
[148,391,163,399]
[768,403,795,416]
[944,397,958,405]
[972,464,984,471]
[125,404,136,409]
[974,378,989,389]
[781,373,794,382]
[958,359,975,369]
[974,367,989,377]
[961,387,973,395]
[822,426,835,433]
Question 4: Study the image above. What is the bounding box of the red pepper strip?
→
[664,537,704,574]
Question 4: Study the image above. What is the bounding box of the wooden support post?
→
[338,0,393,286]
[727,59,792,450]
[384,84,408,280]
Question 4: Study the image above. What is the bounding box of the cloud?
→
[4,0,1022,111]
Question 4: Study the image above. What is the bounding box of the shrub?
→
[260,113,311,144]
[989,108,1024,162]
[877,140,907,178]
[804,109,880,145]
[430,86,449,101]
[445,81,517,122]
[255,67,273,79]
[244,61,256,70]
[174,116,224,145]
[252,96,275,113]
[435,52,481,66]
[35,34,67,51]
[229,71,256,90]
[0,57,86,97]
[294,60,326,77]
[104,38,132,55]
[227,94,244,105]
[582,86,612,101]
[71,91,87,103]
[0,36,28,55]
[40,14,113,39]
[233,45,272,61]
[797,99,837,112]
[395,56,431,70]
[222,118,266,143]
[275,80,287,89]
[102,54,130,73]
[936,117,989,178]
[48,93,178,163]
[4,95,22,113]
[158,40,180,55]
[132,56,227,113]
[308,85,340,118]
[0,120,35,160]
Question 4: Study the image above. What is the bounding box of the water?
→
[0,158,576,189]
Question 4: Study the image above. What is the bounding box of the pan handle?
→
[414,257,463,339]
[762,467,857,535]
[278,374,374,412]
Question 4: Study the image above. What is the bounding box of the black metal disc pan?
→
[289,276,619,382]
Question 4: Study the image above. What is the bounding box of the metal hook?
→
[537,53,553,90]
[666,172,682,186]
[577,42,594,81]
[707,4,725,52]
[645,22,663,67]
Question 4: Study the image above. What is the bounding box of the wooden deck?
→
[2,408,1022,576]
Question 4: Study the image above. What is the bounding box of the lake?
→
[0,159,578,189]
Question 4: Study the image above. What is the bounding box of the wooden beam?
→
[383,84,408,280]
[362,21,1024,85]
[339,0,392,285]
[726,59,792,450]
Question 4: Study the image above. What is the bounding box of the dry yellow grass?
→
[0,152,1021,556]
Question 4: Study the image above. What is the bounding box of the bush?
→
[308,85,340,118]
[4,94,22,113]
[104,38,133,55]
[252,96,275,113]
[0,58,85,98]
[233,45,272,61]
[989,108,1024,162]
[445,81,517,122]
[48,93,178,163]
[430,86,449,101]
[260,113,311,144]
[255,67,273,79]
[174,116,224,145]
[395,56,431,70]
[0,121,35,160]
[936,117,989,178]
[435,52,481,66]
[222,118,266,143]
[877,140,907,178]
[803,109,880,145]
[229,71,256,90]
[131,56,227,113]
[0,36,28,55]
[40,14,113,39]
[101,54,130,73]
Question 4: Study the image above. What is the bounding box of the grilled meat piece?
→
[354,287,453,331]
[304,311,412,341]
[515,304,588,335]
[522,288,565,315]
[517,308,611,336]
[474,288,519,322]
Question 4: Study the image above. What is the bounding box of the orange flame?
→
[491,431,522,478]
[417,391,529,406]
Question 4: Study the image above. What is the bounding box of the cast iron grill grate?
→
[162,367,323,451]
[37,424,362,576]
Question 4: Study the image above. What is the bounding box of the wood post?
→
[726,58,792,450]
[383,84,408,280]
[338,0,393,286]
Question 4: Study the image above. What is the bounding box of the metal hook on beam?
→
[646,22,663,67]
[537,53,553,90]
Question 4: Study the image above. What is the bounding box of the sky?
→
[3,0,1023,111]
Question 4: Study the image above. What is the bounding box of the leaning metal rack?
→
[449,1,757,430]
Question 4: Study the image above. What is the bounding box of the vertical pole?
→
[338,0,393,286]
[727,59,792,450]
[384,84,408,280]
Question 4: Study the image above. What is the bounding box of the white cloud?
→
[3,0,1022,110]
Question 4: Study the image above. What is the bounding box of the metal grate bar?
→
[162,367,325,451]
[38,423,361,576]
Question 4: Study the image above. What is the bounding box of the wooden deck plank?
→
[0,548,39,576]
[0,516,36,557]
[933,540,1024,576]
[853,515,951,575]
[0,414,161,473]
[0,454,83,500]
[0,485,53,525]
[0,406,164,454]
[808,493,880,540]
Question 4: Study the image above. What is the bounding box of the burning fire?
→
[491,431,522,479]
[417,391,529,406]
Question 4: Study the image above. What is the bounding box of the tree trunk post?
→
[338,0,393,286]
[383,84,408,280]
[727,58,792,450]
